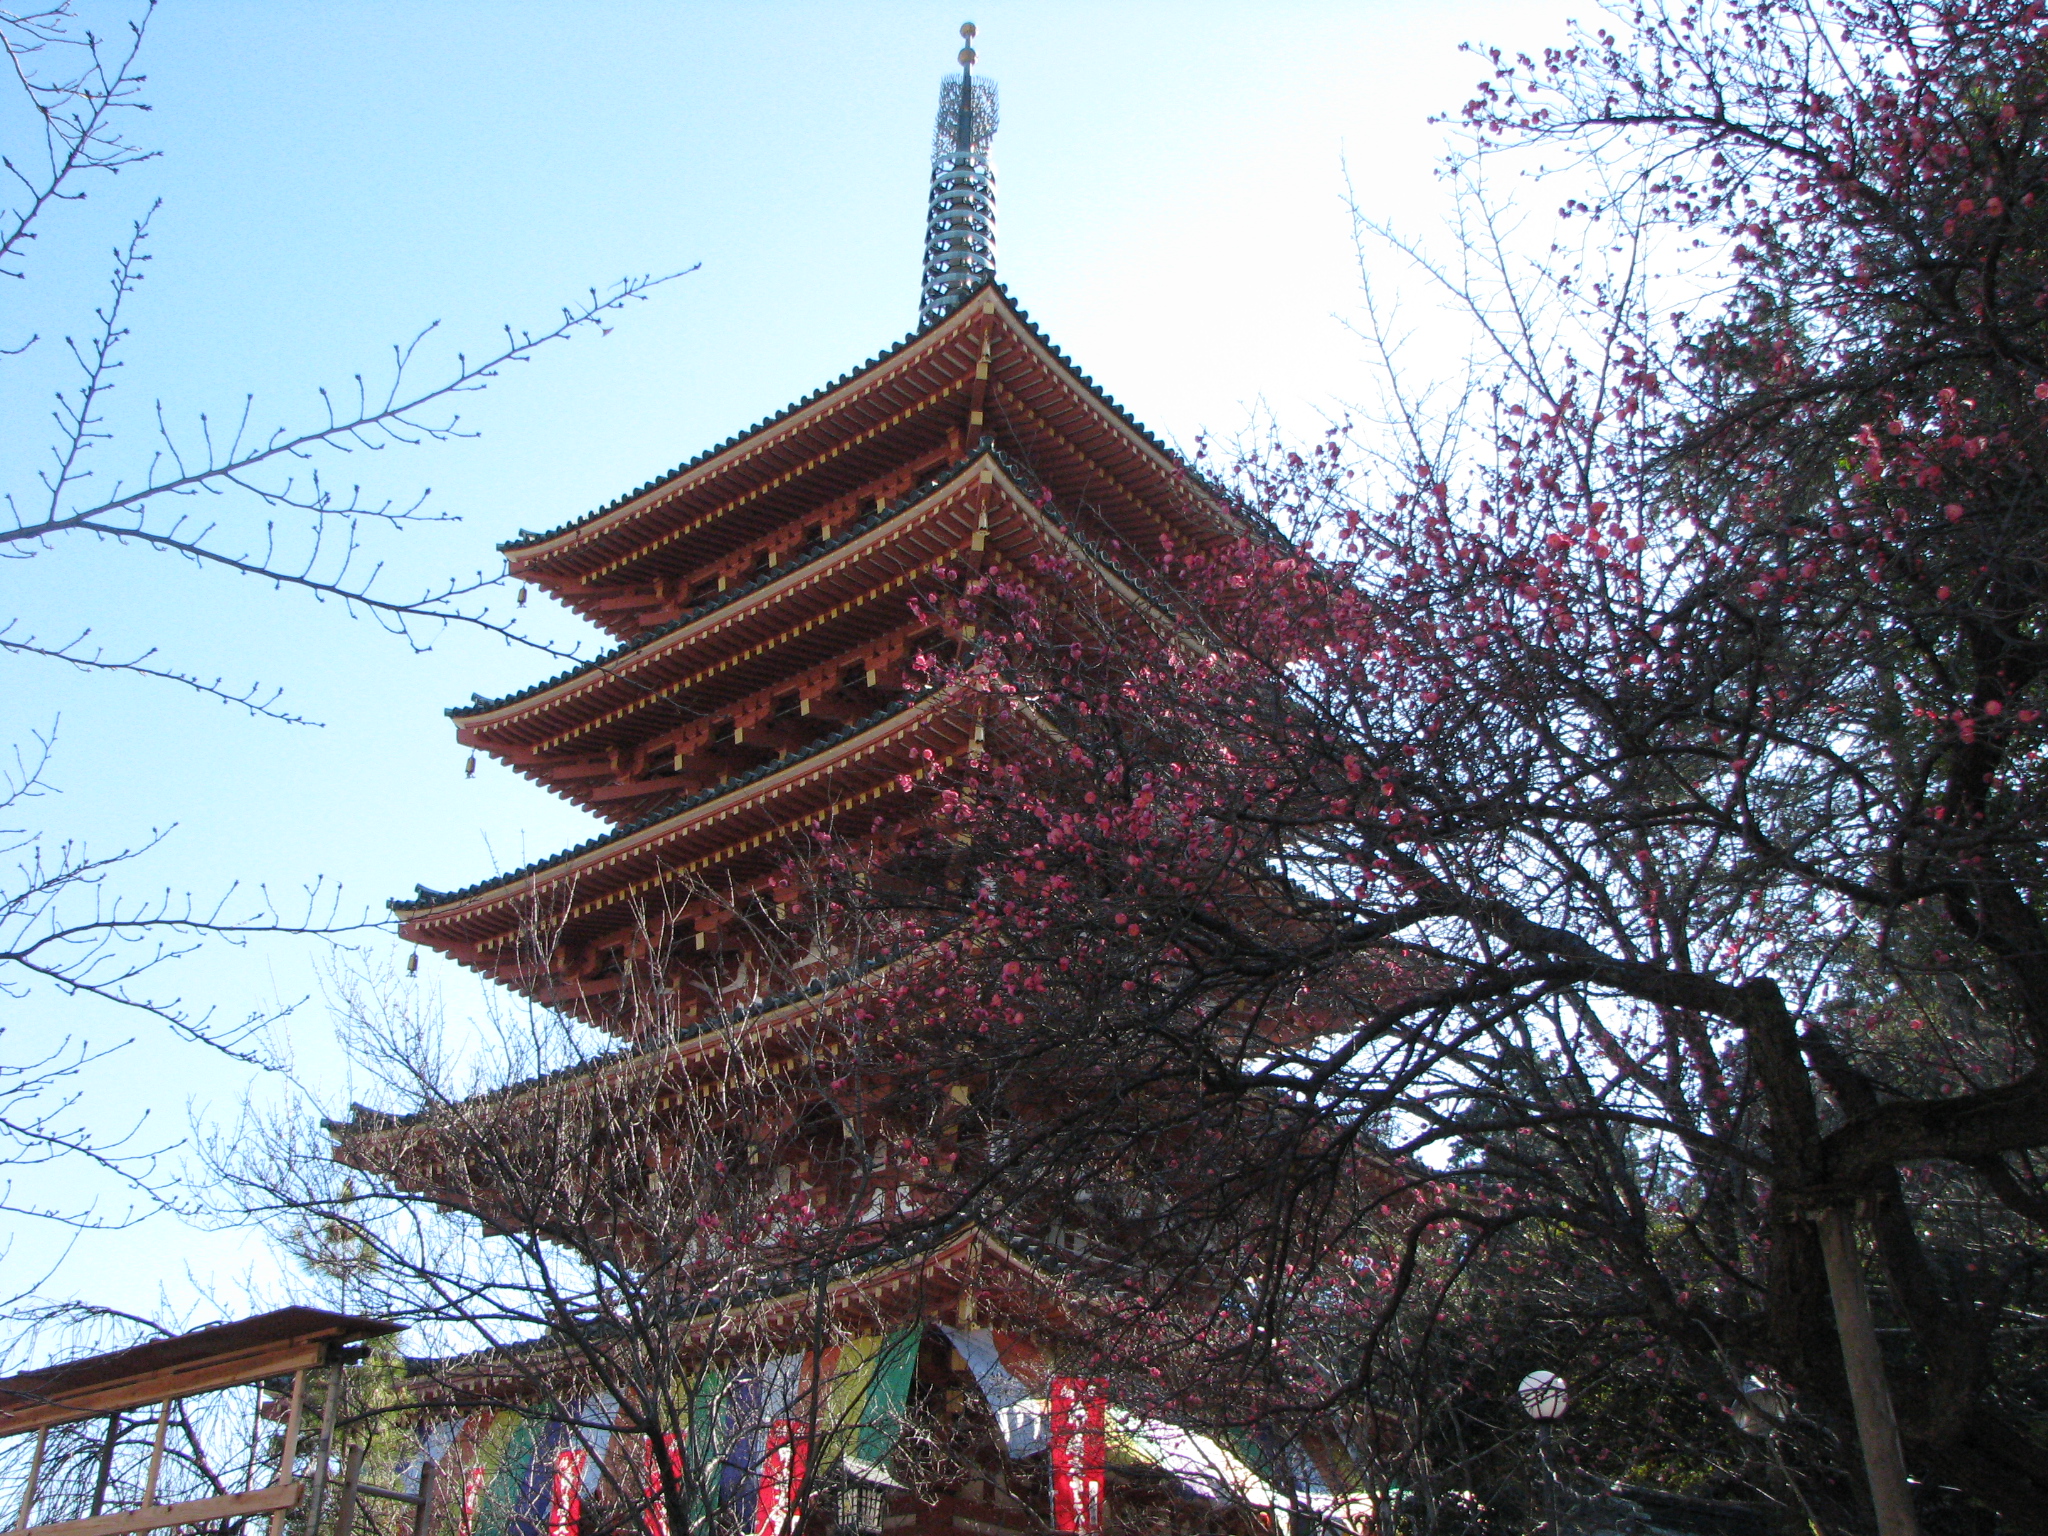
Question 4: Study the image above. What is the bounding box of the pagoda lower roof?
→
[452,450,1170,803]
[500,286,1237,634]
[392,682,983,954]
[305,1219,1056,1377]
[329,949,923,1157]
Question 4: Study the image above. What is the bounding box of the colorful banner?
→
[854,1330,921,1467]
[754,1421,809,1536]
[439,1345,916,1536]
[460,1466,489,1536]
[487,1419,547,1536]
[548,1447,589,1536]
[1049,1378,1107,1535]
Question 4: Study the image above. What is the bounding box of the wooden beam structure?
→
[16,1479,306,1536]
[0,1308,403,1536]
[0,1309,398,1440]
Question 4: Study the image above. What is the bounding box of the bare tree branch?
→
[0,0,692,1245]
[1,621,317,724]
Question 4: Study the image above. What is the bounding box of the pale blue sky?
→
[4,0,1578,1327]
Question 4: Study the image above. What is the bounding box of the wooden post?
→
[267,1369,308,1536]
[411,1460,439,1536]
[13,1427,47,1532]
[1816,1207,1921,1536]
[305,1360,347,1536]
[330,1443,366,1536]
[141,1399,172,1509]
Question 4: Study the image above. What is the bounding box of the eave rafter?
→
[507,303,994,590]
[580,372,970,589]
[984,372,1173,553]
[329,948,952,1175]
[331,993,836,1163]
[501,289,1227,612]
[533,544,966,758]
[399,687,982,949]
[457,452,1158,778]
[540,730,963,939]
[456,467,1000,757]
[535,617,953,823]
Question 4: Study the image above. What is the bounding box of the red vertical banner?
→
[642,1434,683,1536]
[549,1447,589,1536]
[754,1421,809,1536]
[460,1466,488,1536]
[1049,1378,1107,1535]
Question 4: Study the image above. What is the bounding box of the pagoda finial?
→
[918,21,998,329]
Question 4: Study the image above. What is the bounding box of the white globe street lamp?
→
[1517,1369,1569,1422]
[1732,1375,1790,1437]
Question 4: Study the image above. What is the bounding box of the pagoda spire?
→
[917,21,999,329]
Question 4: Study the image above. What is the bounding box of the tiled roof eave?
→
[500,296,991,565]
[451,452,994,728]
[392,684,970,922]
[327,952,899,1137]
[500,284,1239,571]
[328,1226,1049,1380]
[456,447,1188,744]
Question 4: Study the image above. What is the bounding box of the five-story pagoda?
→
[331,28,1344,1536]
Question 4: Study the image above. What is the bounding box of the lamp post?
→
[1517,1371,1568,1534]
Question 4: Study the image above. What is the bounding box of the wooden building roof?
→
[499,285,1232,638]
[395,686,983,977]
[394,288,1230,1027]
[0,1309,399,1438]
[450,450,1169,814]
